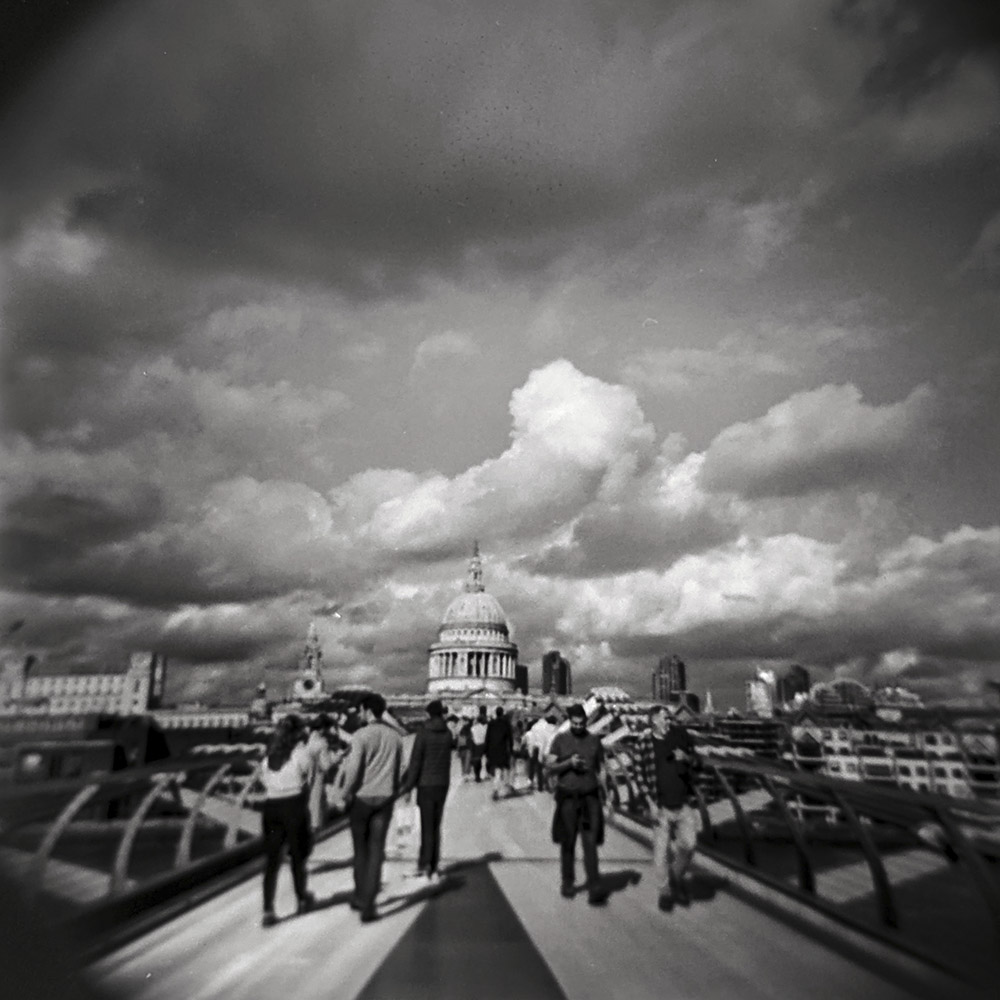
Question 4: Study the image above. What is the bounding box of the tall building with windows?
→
[542,650,572,696]
[652,654,686,702]
[427,543,518,696]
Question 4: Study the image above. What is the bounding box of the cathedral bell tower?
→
[293,622,326,701]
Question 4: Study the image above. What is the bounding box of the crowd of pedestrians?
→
[258,693,701,927]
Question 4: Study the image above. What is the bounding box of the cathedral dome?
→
[441,591,510,634]
[427,543,518,697]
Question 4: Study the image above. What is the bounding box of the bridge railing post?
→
[26,783,101,907]
[110,773,175,896]
[174,762,232,869]
[759,773,814,896]
[225,762,262,849]
[712,765,756,867]
[932,804,1000,950]
[828,787,899,929]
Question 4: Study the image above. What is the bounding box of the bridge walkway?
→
[90,778,962,1000]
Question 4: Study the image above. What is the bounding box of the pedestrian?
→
[260,715,314,928]
[485,706,514,799]
[470,707,488,782]
[634,704,700,911]
[304,714,334,834]
[401,699,454,881]
[332,692,404,923]
[456,717,473,781]
[546,704,607,905]
[525,713,559,792]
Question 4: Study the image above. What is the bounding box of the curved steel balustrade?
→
[604,747,1000,984]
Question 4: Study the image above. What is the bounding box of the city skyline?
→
[2,2,1000,710]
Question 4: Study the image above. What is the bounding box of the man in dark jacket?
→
[485,706,514,800]
[546,703,607,904]
[402,699,454,881]
[634,704,700,911]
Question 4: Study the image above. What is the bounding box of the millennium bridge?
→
[1,750,997,1000]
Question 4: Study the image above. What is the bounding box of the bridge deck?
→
[90,778,959,1000]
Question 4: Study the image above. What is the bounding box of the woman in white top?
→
[261,715,314,927]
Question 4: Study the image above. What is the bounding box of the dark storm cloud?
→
[845,0,1000,106]
[3,0,942,295]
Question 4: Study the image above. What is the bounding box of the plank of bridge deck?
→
[90,837,434,1000]
[491,860,917,1000]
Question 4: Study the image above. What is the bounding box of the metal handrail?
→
[611,749,1000,980]
[0,754,263,907]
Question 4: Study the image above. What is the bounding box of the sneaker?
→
[296,892,316,915]
[560,883,575,899]
[359,908,379,923]
[261,910,278,928]
[348,895,362,911]
[658,892,674,913]
[587,890,608,906]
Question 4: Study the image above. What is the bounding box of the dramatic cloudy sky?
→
[2,1,999,709]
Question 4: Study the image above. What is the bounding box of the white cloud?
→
[353,359,658,552]
[699,383,938,497]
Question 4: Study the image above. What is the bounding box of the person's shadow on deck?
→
[305,851,504,920]
[578,867,643,904]
[687,867,726,902]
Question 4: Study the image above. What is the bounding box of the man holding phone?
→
[634,704,700,911]
[546,704,607,904]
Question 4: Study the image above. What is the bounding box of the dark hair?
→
[360,692,387,718]
[426,699,445,718]
[309,713,332,732]
[267,715,303,771]
[566,703,587,721]
[494,707,504,718]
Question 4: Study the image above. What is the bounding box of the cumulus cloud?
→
[699,383,938,498]
[356,359,657,552]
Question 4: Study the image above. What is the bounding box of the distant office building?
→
[514,664,528,695]
[542,650,572,696]
[776,664,810,706]
[746,669,777,717]
[652,654,686,702]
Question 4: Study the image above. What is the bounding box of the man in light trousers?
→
[634,704,700,911]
